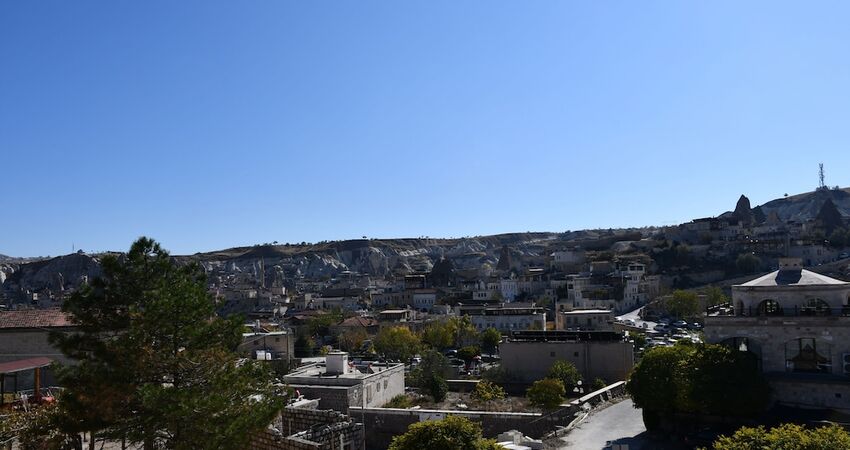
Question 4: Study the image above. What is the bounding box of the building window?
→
[550,352,556,357]
[802,298,831,316]
[574,352,579,357]
[785,338,831,373]
[757,299,782,316]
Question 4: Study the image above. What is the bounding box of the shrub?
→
[708,423,850,450]
[471,380,506,402]
[527,378,565,410]
[547,360,582,392]
[591,378,607,391]
[383,394,413,409]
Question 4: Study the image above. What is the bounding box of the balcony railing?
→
[707,304,850,317]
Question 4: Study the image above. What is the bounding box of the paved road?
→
[616,306,657,330]
[558,399,649,450]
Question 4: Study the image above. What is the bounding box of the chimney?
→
[778,258,803,272]
[326,352,349,375]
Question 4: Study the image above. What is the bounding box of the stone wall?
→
[352,381,627,449]
[767,376,850,413]
[249,407,364,450]
[289,385,355,413]
[705,315,850,412]
[0,329,74,389]
[704,316,850,374]
[500,340,634,383]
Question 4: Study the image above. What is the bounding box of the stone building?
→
[556,309,614,332]
[458,302,547,333]
[704,258,850,413]
[239,330,295,362]
[499,331,634,384]
[0,308,75,389]
[283,352,405,412]
[251,405,364,450]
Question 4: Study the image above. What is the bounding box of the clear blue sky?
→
[3,2,850,257]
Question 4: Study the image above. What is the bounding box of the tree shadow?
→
[604,431,689,450]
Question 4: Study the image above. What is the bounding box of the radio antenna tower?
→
[818,163,826,190]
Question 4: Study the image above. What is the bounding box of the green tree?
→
[424,373,449,403]
[294,331,316,357]
[736,253,761,274]
[591,378,607,391]
[632,334,647,352]
[388,415,500,450]
[627,345,694,416]
[664,290,700,319]
[675,344,769,417]
[547,360,582,393]
[457,345,481,365]
[383,394,413,409]
[450,316,480,348]
[828,227,847,248]
[480,327,502,355]
[629,344,769,431]
[527,378,565,410]
[709,423,850,450]
[421,321,455,350]
[412,350,451,402]
[374,326,420,362]
[471,380,506,403]
[702,286,728,307]
[338,327,369,353]
[306,309,343,338]
[49,238,284,450]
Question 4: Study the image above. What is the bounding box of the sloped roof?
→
[737,269,848,287]
[0,308,73,329]
[337,316,378,328]
[0,357,54,374]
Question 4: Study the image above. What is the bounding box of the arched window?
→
[785,338,832,373]
[757,299,783,316]
[802,298,830,316]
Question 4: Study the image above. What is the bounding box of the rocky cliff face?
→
[732,195,754,225]
[2,233,568,300]
[756,188,850,223]
[195,233,559,280]
[2,252,102,294]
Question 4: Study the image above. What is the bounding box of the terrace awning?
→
[0,357,53,374]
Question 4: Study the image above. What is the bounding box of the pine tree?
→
[50,238,284,450]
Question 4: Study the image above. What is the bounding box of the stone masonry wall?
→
[249,407,364,450]
[353,381,627,449]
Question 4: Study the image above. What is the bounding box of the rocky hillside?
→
[749,188,850,222]
[1,252,103,294]
[189,233,566,279]
[2,230,655,299]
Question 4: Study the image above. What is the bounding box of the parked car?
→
[673,320,688,328]
[654,324,671,332]
[624,319,636,326]
[688,322,703,330]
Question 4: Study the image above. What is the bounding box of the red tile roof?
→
[337,316,378,328]
[0,308,74,329]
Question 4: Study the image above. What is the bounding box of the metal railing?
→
[708,305,850,317]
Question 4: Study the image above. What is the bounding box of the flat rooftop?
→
[562,309,611,315]
[285,362,404,383]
